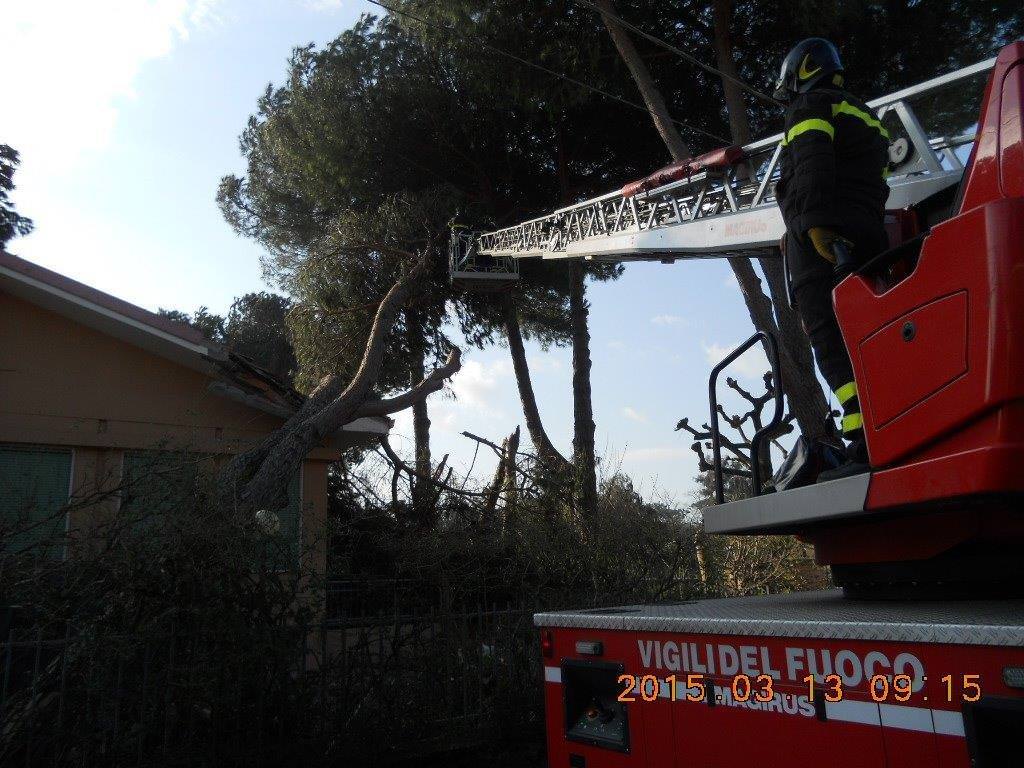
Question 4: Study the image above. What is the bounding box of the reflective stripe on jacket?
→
[775,88,890,235]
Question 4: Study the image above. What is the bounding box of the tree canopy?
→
[1,145,33,249]
[159,291,297,382]
[216,0,1023,510]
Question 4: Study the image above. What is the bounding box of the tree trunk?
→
[406,311,434,526]
[596,0,816,443]
[711,0,751,146]
[729,259,833,441]
[482,436,507,528]
[502,426,521,532]
[412,396,431,478]
[224,253,461,514]
[711,0,836,442]
[760,259,835,442]
[503,296,573,475]
[569,260,598,518]
[554,118,599,518]
[407,317,432,479]
[594,0,691,162]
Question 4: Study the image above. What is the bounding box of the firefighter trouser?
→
[786,214,888,442]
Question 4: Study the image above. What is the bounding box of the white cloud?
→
[607,339,626,350]
[389,408,415,445]
[702,340,770,380]
[527,355,565,374]
[426,400,462,432]
[451,359,510,408]
[622,406,648,424]
[384,357,516,438]
[722,270,739,288]
[622,447,689,462]
[301,0,345,9]
[650,314,690,326]
[4,1,221,180]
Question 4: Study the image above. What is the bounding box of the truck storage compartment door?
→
[562,659,631,753]
[858,290,968,429]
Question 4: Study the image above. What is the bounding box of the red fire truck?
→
[450,38,1024,767]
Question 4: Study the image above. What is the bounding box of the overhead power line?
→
[364,0,731,145]
[569,0,781,107]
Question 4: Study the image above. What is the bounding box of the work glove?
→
[807,227,853,265]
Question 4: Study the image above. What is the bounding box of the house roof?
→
[0,250,389,442]
[0,250,220,364]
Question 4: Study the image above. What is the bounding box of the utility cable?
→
[365,0,730,145]
[570,0,782,107]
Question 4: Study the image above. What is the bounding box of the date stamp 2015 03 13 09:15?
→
[617,672,982,706]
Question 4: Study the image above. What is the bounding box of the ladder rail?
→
[474,57,995,263]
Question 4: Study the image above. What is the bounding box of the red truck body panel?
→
[537,593,1024,767]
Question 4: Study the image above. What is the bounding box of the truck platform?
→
[534,590,1024,645]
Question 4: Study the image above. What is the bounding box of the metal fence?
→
[0,599,545,767]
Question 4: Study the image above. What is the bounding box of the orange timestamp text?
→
[618,672,983,704]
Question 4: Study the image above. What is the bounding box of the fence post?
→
[1,626,13,719]
[162,625,176,766]
[319,623,328,741]
[25,626,43,767]
[56,622,70,762]
[139,641,151,767]
[112,650,125,756]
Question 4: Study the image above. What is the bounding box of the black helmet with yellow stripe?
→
[773,38,844,102]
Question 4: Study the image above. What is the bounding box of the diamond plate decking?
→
[534,590,1024,645]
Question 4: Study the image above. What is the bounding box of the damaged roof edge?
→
[1,250,391,439]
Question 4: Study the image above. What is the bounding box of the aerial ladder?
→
[450,57,991,277]
[451,46,1024,599]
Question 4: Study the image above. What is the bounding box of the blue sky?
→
[5,0,788,505]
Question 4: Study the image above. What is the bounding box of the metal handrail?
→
[708,331,784,505]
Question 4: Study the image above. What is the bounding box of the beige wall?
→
[2,292,339,586]
[300,459,330,581]
[62,448,329,584]
[67,446,123,543]
[1,292,287,455]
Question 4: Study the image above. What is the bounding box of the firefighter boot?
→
[817,438,869,482]
[817,384,869,482]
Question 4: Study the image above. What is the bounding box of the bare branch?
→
[460,430,537,462]
[379,438,489,498]
[675,417,711,441]
[355,349,462,417]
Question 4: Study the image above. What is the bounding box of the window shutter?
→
[0,445,72,560]
[286,470,302,565]
[261,470,302,570]
[121,450,201,527]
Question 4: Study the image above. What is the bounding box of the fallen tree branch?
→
[356,349,462,416]
[379,438,489,498]
[460,430,536,461]
[461,430,574,504]
[225,240,464,512]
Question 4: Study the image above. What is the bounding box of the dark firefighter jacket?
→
[775,87,891,236]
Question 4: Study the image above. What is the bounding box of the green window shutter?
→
[0,445,72,561]
[261,470,302,570]
[121,450,201,528]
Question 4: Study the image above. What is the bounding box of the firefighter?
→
[773,38,890,480]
